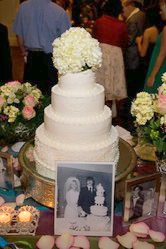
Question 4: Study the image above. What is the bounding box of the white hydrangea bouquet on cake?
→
[0,81,49,144]
[52,27,102,74]
[131,73,166,161]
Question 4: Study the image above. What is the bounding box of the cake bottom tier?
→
[86,214,110,231]
[91,205,108,216]
[34,125,119,179]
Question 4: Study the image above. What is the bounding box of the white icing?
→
[58,70,95,92]
[51,84,105,117]
[44,106,112,144]
[34,126,119,179]
[86,215,110,230]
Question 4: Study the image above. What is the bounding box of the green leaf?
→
[14,241,33,249]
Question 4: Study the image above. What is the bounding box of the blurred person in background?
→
[122,0,146,99]
[0,22,12,85]
[13,0,71,95]
[136,7,160,82]
[144,0,166,93]
[93,0,128,118]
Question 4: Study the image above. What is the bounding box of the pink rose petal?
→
[98,236,119,249]
[72,236,90,249]
[129,222,150,237]
[16,194,25,206]
[55,232,74,249]
[133,240,155,249]
[116,232,137,249]
[36,235,55,249]
[149,229,165,242]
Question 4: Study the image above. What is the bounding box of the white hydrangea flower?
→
[159,82,166,95]
[52,27,102,74]
[22,82,34,94]
[161,115,166,125]
[131,92,154,125]
[31,89,42,101]
[7,93,20,105]
[0,85,14,97]
[4,105,20,123]
[161,72,166,84]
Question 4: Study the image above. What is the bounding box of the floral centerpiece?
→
[52,27,102,75]
[131,73,166,164]
[0,81,49,144]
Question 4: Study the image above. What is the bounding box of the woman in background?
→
[136,7,160,82]
[92,0,128,117]
[144,0,166,93]
[64,177,80,219]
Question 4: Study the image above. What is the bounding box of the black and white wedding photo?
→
[55,161,115,236]
[123,173,161,223]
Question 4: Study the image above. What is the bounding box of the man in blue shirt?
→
[13,0,71,95]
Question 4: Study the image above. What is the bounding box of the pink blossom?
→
[0,95,6,108]
[6,81,21,90]
[157,93,166,114]
[23,95,37,107]
[22,106,36,120]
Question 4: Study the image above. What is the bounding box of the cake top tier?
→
[96,183,105,197]
[52,27,102,75]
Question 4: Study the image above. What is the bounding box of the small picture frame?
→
[55,161,116,236]
[123,173,161,223]
[0,152,14,189]
[158,174,166,217]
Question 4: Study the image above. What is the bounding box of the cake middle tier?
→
[51,83,105,118]
[44,105,112,144]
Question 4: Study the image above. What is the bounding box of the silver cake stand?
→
[18,138,137,208]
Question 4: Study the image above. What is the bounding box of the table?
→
[1,141,166,248]
[2,214,166,249]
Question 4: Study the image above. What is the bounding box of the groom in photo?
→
[78,176,96,216]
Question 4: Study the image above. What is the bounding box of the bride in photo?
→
[64,177,80,219]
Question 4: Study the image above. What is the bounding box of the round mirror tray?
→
[18,138,137,208]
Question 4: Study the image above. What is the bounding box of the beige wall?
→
[0,0,19,46]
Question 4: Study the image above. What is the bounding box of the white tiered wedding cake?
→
[86,183,110,230]
[33,28,119,179]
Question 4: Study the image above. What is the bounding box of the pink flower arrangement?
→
[0,81,48,143]
[131,74,166,160]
